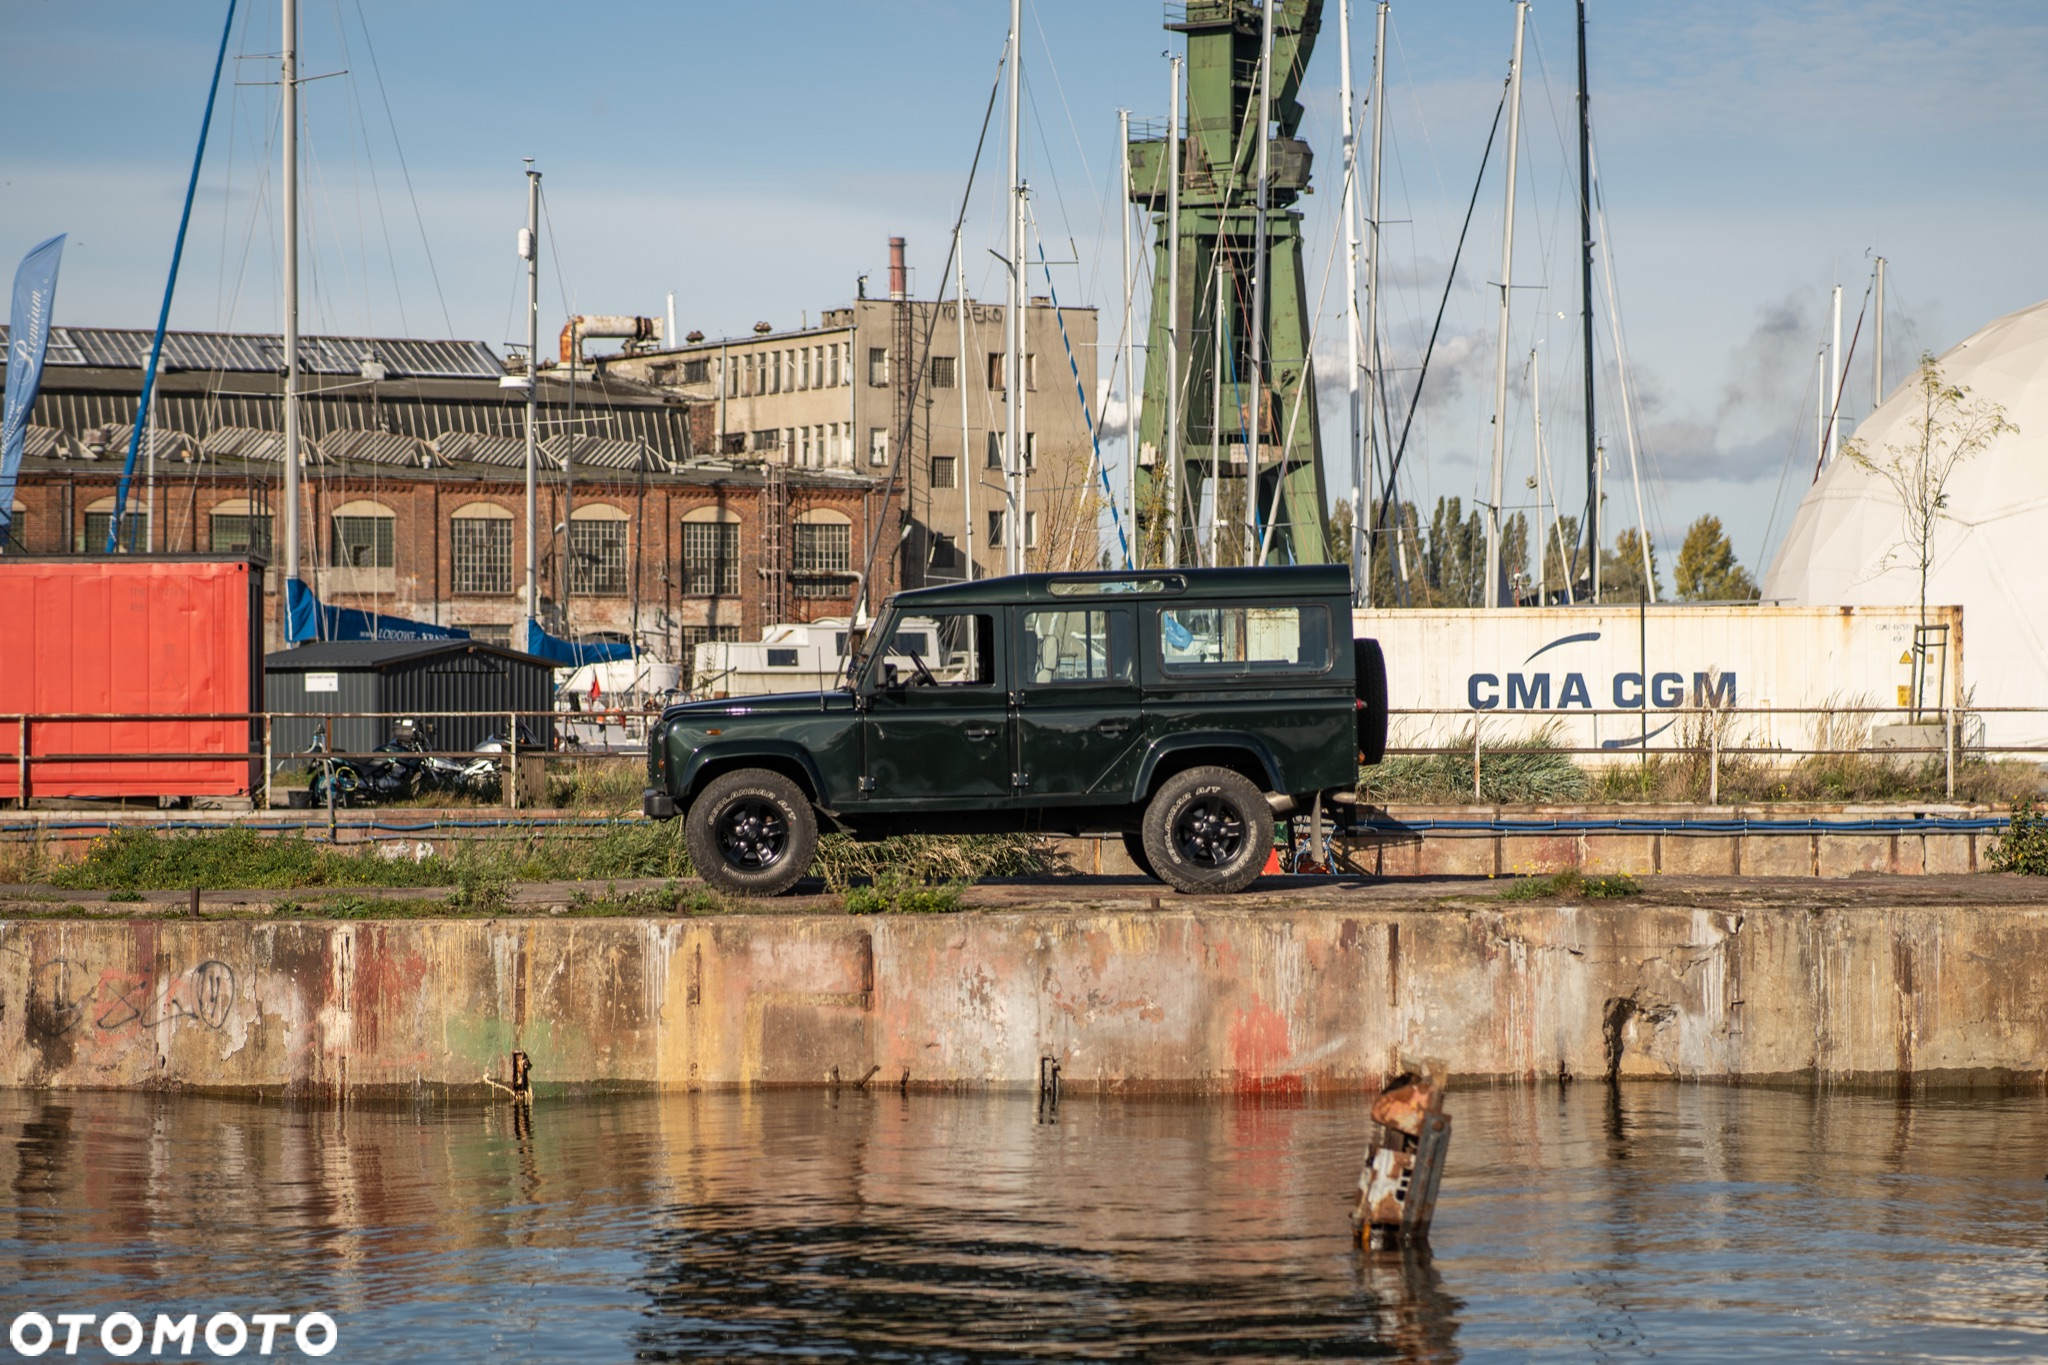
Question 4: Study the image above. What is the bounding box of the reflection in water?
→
[0,1086,2044,1362]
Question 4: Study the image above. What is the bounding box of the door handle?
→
[1094,720,1131,735]
[964,725,997,740]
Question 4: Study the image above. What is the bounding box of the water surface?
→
[2,1086,2044,1361]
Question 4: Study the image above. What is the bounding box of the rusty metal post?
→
[1354,1061,1452,1250]
[262,712,273,810]
[507,711,519,810]
[16,716,27,807]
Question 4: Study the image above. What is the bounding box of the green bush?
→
[1362,725,1590,804]
[1988,799,2048,875]
[843,871,967,915]
[1499,868,1642,900]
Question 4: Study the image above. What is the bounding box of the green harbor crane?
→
[1130,0,1331,568]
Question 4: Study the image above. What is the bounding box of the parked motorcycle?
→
[308,719,541,806]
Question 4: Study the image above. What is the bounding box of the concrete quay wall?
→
[5,901,2044,1095]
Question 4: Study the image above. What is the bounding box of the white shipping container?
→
[1352,604,1963,762]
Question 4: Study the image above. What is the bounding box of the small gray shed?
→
[266,639,554,761]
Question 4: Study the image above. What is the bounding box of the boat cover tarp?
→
[285,578,470,643]
[519,619,634,666]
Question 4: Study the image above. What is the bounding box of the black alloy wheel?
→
[715,797,789,871]
[1172,795,1245,868]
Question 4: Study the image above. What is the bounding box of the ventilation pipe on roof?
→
[559,315,663,364]
[888,238,907,301]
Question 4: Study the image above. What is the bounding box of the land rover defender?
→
[642,565,1388,895]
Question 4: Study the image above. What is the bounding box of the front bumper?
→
[641,786,678,820]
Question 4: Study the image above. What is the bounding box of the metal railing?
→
[0,709,648,812]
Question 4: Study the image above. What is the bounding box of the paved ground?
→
[0,870,2042,920]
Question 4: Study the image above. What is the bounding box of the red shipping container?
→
[0,558,264,800]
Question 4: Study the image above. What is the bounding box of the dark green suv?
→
[642,565,1387,896]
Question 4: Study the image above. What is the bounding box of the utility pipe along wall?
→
[2,906,2043,1094]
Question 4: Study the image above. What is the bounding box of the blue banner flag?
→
[0,233,66,545]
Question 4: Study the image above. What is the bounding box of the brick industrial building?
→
[0,249,1102,666]
[0,324,885,665]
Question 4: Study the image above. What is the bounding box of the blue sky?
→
[5,0,2045,579]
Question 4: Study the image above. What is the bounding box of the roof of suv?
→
[888,563,1351,610]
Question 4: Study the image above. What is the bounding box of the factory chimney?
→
[888,237,907,301]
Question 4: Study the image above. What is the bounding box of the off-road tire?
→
[1121,829,1160,882]
[685,768,819,897]
[1140,766,1274,895]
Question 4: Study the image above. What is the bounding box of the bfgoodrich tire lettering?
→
[1140,765,1274,895]
[684,768,819,897]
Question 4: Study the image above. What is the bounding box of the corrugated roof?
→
[317,429,426,467]
[265,639,551,670]
[0,325,504,381]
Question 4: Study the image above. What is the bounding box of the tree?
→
[1845,353,2014,646]
[1674,515,1759,601]
[1600,528,1662,603]
[1424,496,1485,606]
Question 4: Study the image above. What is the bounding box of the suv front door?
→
[1013,605,1142,803]
[860,610,1010,805]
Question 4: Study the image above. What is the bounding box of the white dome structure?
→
[1763,298,2048,748]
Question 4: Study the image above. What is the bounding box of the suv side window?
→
[878,611,995,688]
[1157,604,1330,676]
[1021,608,1134,685]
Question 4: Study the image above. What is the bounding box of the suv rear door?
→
[1013,604,1142,803]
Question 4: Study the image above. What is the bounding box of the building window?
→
[987,352,1005,390]
[569,514,627,595]
[987,509,1005,547]
[930,533,958,570]
[682,519,739,596]
[868,427,889,466]
[465,623,513,648]
[1026,352,1037,390]
[868,347,889,386]
[683,358,710,384]
[2,510,25,554]
[930,455,956,489]
[208,511,271,557]
[929,355,956,389]
[452,515,513,594]
[331,514,395,568]
[794,520,852,598]
[1026,510,1040,548]
[83,510,141,553]
[751,429,780,454]
[986,431,1004,469]
[1025,431,1038,470]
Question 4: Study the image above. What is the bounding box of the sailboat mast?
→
[956,223,976,579]
[1364,1,1388,600]
[1484,0,1526,609]
[1340,0,1362,597]
[1005,0,1024,575]
[1828,282,1843,464]
[1874,255,1886,402]
[522,165,540,632]
[1245,0,1274,565]
[1118,108,1139,570]
[1531,348,1545,605]
[281,0,301,596]
[1164,54,1183,567]
[1577,0,1597,602]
